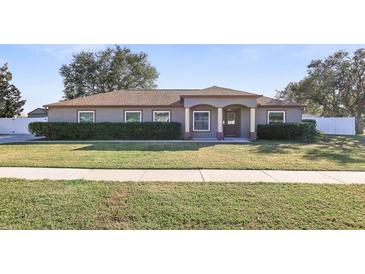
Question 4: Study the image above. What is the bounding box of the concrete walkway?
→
[0,167,364,184]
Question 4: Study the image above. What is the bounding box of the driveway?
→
[0,134,41,144]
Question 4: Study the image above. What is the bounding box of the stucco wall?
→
[189,105,218,138]
[188,105,250,138]
[184,97,257,108]
[241,108,250,138]
[48,107,185,123]
[256,107,302,125]
[48,107,186,137]
[48,105,302,139]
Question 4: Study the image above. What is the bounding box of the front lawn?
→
[0,135,364,170]
[1,178,364,229]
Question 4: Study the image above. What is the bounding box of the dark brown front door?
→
[224,110,240,137]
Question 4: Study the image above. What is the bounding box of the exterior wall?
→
[184,97,257,108]
[48,105,302,139]
[190,105,218,138]
[188,105,250,139]
[28,113,47,118]
[256,107,302,125]
[240,107,250,138]
[48,107,186,137]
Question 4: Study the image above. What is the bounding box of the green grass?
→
[0,135,364,170]
[1,178,365,229]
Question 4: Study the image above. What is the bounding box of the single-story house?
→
[27,108,48,118]
[44,86,304,140]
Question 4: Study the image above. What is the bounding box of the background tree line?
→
[277,49,365,133]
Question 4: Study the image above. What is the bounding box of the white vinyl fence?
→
[0,117,48,134]
[308,117,356,136]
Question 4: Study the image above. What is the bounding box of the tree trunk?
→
[355,114,364,134]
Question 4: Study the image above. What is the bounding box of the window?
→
[78,111,95,123]
[267,111,285,124]
[193,111,210,131]
[125,111,142,122]
[226,112,236,125]
[153,111,170,122]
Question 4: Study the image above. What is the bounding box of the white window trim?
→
[267,110,286,124]
[77,110,95,123]
[153,110,171,122]
[124,110,142,122]
[193,110,210,132]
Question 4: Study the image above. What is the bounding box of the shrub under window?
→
[257,122,318,143]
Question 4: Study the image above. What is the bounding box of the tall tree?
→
[0,63,26,118]
[276,77,322,115]
[277,49,365,133]
[60,46,159,99]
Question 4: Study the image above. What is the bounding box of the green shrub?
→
[257,122,319,143]
[302,119,317,127]
[29,122,182,140]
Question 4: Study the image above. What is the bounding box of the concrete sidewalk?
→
[0,167,364,184]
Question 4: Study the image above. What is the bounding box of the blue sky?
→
[1,44,364,113]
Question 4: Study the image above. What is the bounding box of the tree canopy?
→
[0,63,26,118]
[60,46,159,99]
[276,49,365,133]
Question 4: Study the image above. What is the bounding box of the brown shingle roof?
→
[44,86,303,108]
[181,86,261,97]
[257,96,304,107]
[45,90,186,107]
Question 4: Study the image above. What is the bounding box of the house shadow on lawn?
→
[251,140,303,154]
[73,142,223,152]
[302,135,365,164]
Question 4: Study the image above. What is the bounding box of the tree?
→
[60,46,159,99]
[0,63,26,118]
[276,77,322,115]
[276,49,365,134]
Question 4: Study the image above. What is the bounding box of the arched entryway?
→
[223,106,241,137]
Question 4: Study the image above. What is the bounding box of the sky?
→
[1,44,364,113]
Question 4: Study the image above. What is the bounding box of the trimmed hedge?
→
[29,122,182,140]
[302,119,317,127]
[257,122,318,143]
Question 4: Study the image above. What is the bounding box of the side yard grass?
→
[0,135,364,170]
[1,178,365,229]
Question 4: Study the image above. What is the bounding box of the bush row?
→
[29,122,182,140]
[257,122,318,142]
[302,119,317,127]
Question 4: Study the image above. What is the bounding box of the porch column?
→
[184,107,192,139]
[249,108,257,140]
[217,107,224,140]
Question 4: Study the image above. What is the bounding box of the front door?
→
[224,110,240,137]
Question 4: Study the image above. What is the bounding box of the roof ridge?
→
[116,88,201,92]
[201,85,262,96]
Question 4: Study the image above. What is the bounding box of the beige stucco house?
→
[44,86,303,140]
